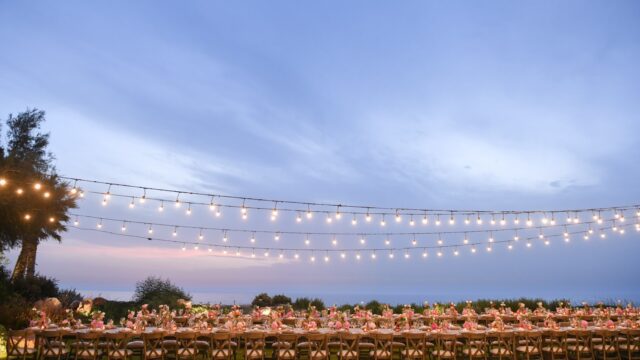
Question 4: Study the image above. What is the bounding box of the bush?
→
[11,274,59,302]
[251,293,272,307]
[132,276,191,309]
[310,298,325,311]
[293,297,311,310]
[58,288,83,309]
[271,294,292,306]
[366,300,382,314]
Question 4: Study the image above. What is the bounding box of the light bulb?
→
[0,178,6,186]
[48,217,55,223]
[175,199,181,208]
[279,253,284,259]
[356,253,361,260]
[340,252,346,259]
[384,239,391,245]
[360,237,366,245]
[186,207,192,216]
[296,214,302,223]
[310,256,316,262]
[173,229,178,237]
[404,252,410,259]
[544,239,550,245]
[371,253,376,259]
[409,217,415,226]
[508,244,513,250]
[500,218,506,226]
[435,216,441,226]
[335,210,342,220]
[324,256,329,262]
[351,216,357,225]
[486,246,492,252]
[158,203,164,212]
[464,216,470,225]
[437,238,443,245]
[454,250,459,256]
[194,245,199,251]
[389,253,394,259]
[600,233,606,239]
[294,253,299,259]
[251,234,256,243]
[199,233,204,240]
[437,251,443,257]
[33,182,42,190]
[422,251,428,258]
[121,224,127,232]
[305,238,310,245]
[366,213,372,222]
[209,248,213,253]
[326,215,332,223]
[332,238,338,246]
[422,215,428,225]
[395,213,402,223]
[129,199,135,208]
[380,217,386,226]
[412,239,417,246]
[526,242,532,248]
[471,247,476,253]
[43,192,50,198]
[73,219,79,226]
[306,210,313,219]
[148,227,153,234]
[274,233,280,241]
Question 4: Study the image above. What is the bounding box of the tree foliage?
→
[271,294,292,305]
[133,276,191,309]
[251,293,272,307]
[0,109,77,279]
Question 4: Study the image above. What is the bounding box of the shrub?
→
[271,294,292,306]
[251,293,272,307]
[132,276,191,309]
[366,300,382,314]
[293,297,311,310]
[310,298,325,311]
[11,274,59,302]
[58,288,83,308]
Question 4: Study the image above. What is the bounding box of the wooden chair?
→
[461,332,486,360]
[38,330,68,360]
[567,330,594,360]
[304,333,329,360]
[488,331,515,360]
[244,331,266,360]
[593,330,620,360]
[618,329,640,360]
[542,330,568,360]
[74,331,102,360]
[142,331,166,360]
[432,333,459,360]
[104,332,133,360]
[6,330,36,360]
[402,332,425,360]
[209,332,234,360]
[514,331,542,360]
[175,331,198,360]
[274,333,298,360]
[338,332,360,360]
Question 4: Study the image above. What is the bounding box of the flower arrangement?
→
[395,313,411,331]
[463,318,478,330]
[29,308,50,329]
[462,301,477,317]
[543,313,558,329]
[382,304,394,319]
[90,311,105,330]
[328,311,351,330]
[490,316,505,331]
[446,302,458,316]
[534,302,547,315]
[224,305,246,331]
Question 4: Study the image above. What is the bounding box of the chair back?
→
[75,331,102,360]
[104,332,132,360]
[175,331,198,359]
[142,331,165,359]
[339,332,360,356]
[209,331,233,360]
[7,330,35,360]
[371,332,394,360]
[462,331,486,357]
[404,332,426,358]
[594,330,619,353]
[276,333,298,359]
[569,329,592,353]
[244,331,266,360]
[39,330,66,360]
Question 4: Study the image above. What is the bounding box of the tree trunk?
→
[11,236,39,281]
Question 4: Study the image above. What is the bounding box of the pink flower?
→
[431,322,438,330]
[271,321,281,330]
[580,320,588,329]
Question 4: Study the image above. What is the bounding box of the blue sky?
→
[1,1,639,305]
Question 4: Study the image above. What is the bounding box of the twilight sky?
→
[1,0,639,305]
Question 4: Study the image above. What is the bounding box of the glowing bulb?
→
[102,197,107,206]
[526,242,532,248]
[251,234,256,243]
[158,203,164,212]
[215,209,221,217]
[34,183,42,190]
[619,229,625,234]
[264,251,269,257]
[148,227,153,234]
[121,224,126,232]
[584,234,589,240]
[73,219,79,226]
[279,253,283,259]
[324,256,329,262]
[404,252,410,259]
[356,253,361,260]
[464,216,470,225]
[508,244,513,250]
[489,236,494,243]
[435,215,441,226]
[43,192,50,198]
[471,247,476,253]
[514,217,520,225]
[526,219,533,227]
[175,199,181,208]
[486,246,492,252]
[514,235,520,241]
[422,251,428,258]
[476,215,482,225]
[332,238,338,246]
[384,239,391,245]
[274,233,280,241]
[409,217,415,226]
[351,216,357,225]
[186,207,192,216]
[223,234,228,242]
[209,248,213,253]
[192,246,198,251]
[600,233,606,239]
[97,221,102,229]
[129,199,135,208]
[199,233,204,241]
[437,251,443,257]
[360,237,366,245]
[48,217,55,223]
[335,210,342,220]
[173,229,178,237]
[437,238,443,245]
[251,253,256,258]
[305,238,310,245]
[454,250,459,256]
[340,252,346,259]
[294,253,300,259]
[412,239,417,246]
[500,218,506,226]
[380,217,386,226]
[182,246,187,251]
[463,236,469,244]
[490,216,496,226]
[139,196,146,204]
[365,213,372,222]
[296,214,302,223]
[326,215,333,224]
[389,253,394,259]
[306,210,313,219]
[544,239,550,245]
[371,253,376,259]
[0,178,6,186]
[310,256,316,262]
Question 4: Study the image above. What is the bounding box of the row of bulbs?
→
[74,215,637,251]
[94,190,638,229]
[0,178,54,199]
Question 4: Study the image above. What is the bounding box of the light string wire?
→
[69,212,631,238]
[70,222,635,255]
[63,176,640,217]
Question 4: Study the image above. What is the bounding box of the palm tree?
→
[0,109,77,281]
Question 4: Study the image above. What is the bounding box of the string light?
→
[326,213,333,224]
[173,226,178,237]
[476,213,482,225]
[48,216,55,223]
[500,214,506,226]
[121,222,127,232]
[409,216,415,226]
[306,205,313,219]
[186,203,192,216]
[422,250,428,258]
[422,212,428,225]
[465,215,471,225]
[274,232,281,241]
[395,210,402,223]
[463,233,469,244]
[384,238,391,246]
[43,191,50,198]
[174,193,181,208]
[296,213,302,223]
[526,213,533,227]
[129,197,135,209]
[158,201,164,212]
[0,178,7,186]
[97,219,103,229]
[332,236,338,246]
[147,224,153,234]
[380,215,386,227]
[335,206,342,220]
[222,230,228,242]
[271,202,278,221]
[251,232,256,243]
[435,215,441,226]
[389,251,394,259]
[360,235,366,245]
[351,214,357,225]
[198,229,204,240]
[404,251,410,259]
[22,213,30,221]
[305,234,310,245]
[139,189,146,204]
